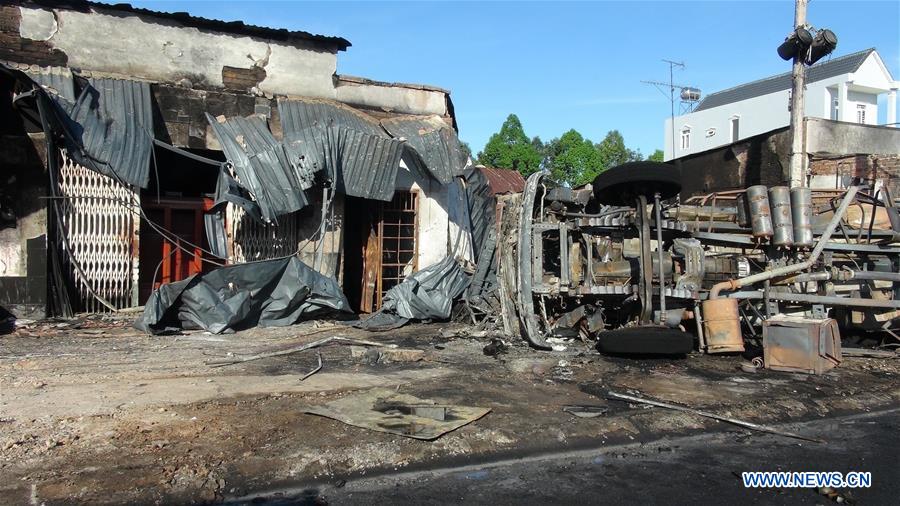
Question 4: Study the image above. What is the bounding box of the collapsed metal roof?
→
[279,98,405,202]
[206,113,309,223]
[53,77,154,188]
[381,116,464,184]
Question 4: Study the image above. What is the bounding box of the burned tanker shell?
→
[769,186,794,247]
[746,185,774,240]
[790,187,814,248]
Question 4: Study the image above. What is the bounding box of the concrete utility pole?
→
[788,0,808,188]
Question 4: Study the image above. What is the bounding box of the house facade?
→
[0,1,478,318]
[664,48,898,161]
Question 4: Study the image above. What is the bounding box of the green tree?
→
[595,130,642,171]
[477,114,543,176]
[550,129,601,186]
[647,149,665,162]
[459,141,473,162]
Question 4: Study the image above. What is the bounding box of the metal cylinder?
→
[746,185,773,240]
[790,187,813,248]
[701,298,745,353]
[768,186,794,247]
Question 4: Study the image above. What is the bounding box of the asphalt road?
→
[235,407,900,505]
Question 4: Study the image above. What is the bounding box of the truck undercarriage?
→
[502,162,900,360]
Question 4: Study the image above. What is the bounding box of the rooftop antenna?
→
[642,60,700,159]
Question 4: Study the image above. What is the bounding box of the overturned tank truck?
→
[497,162,900,357]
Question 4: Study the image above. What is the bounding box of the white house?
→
[664,48,898,161]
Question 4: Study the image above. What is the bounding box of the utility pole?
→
[788,0,808,187]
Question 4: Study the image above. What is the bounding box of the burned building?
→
[0,0,481,320]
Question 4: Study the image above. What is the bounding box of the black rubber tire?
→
[592,161,681,206]
[596,326,694,356]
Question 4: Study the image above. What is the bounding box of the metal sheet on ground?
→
[304,388,490,440]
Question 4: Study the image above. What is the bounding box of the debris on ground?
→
[207,335,395,367]
[606,390,825,443]
[304,388,491,440]
[482,338,509,357]
[562,405,609,418]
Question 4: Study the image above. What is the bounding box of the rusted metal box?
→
[763,316,841,374]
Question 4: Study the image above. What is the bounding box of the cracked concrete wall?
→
[335,80,448,117]
[16,6,338,99]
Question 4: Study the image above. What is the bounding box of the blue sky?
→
[129,0,899,157]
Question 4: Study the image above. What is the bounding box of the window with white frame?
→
[832,98,839,120]
[680,127,691,150]
[856,104,866,124]
[730,116,740,142]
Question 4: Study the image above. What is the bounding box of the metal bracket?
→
[811,304,826,319]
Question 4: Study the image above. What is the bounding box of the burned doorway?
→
[137,147,223,302]
[342,191,419,313]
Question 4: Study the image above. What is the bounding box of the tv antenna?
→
[642,60,700,159]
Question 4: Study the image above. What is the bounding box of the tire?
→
[592,161,681,206]
[596,326,694,356]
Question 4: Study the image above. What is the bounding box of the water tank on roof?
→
[681,87,702,101]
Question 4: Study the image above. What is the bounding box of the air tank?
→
[746,185,773,240]
[769,186,794,247]
[790,187,814,248]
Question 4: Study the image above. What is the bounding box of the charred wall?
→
[0,133,48,318]
[676,127,790,197]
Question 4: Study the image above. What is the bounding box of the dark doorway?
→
[342,196,380,313]
[138,147,223,302]
[342,192,419,313]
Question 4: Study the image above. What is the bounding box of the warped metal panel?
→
[279,99,404,201]
[57,151,139,312]
[24,66,76,102]
[206,113,308,223]
[279,98,388,139]
[62,78,154,188]
[329,126,405,201]
[381,115,464,184]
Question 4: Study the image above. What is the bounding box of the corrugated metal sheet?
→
[326,126,405,201]
[478,166,525,195]
[695,48,874,112]
[24,66,76,102]
[58,78,154,188]
[464,167,495,257]
[381,115,463,184]
[279,99,404,201]
[279,98,387,138]
[206,113,308,223]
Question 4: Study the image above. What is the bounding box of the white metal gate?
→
[57,152,139,311]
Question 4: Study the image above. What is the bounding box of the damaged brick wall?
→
[0,5,67,67]
[810,154,900,196]
[222,65,267,93]
[153,84,279,149]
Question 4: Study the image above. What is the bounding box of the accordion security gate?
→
[57,151,140,312]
